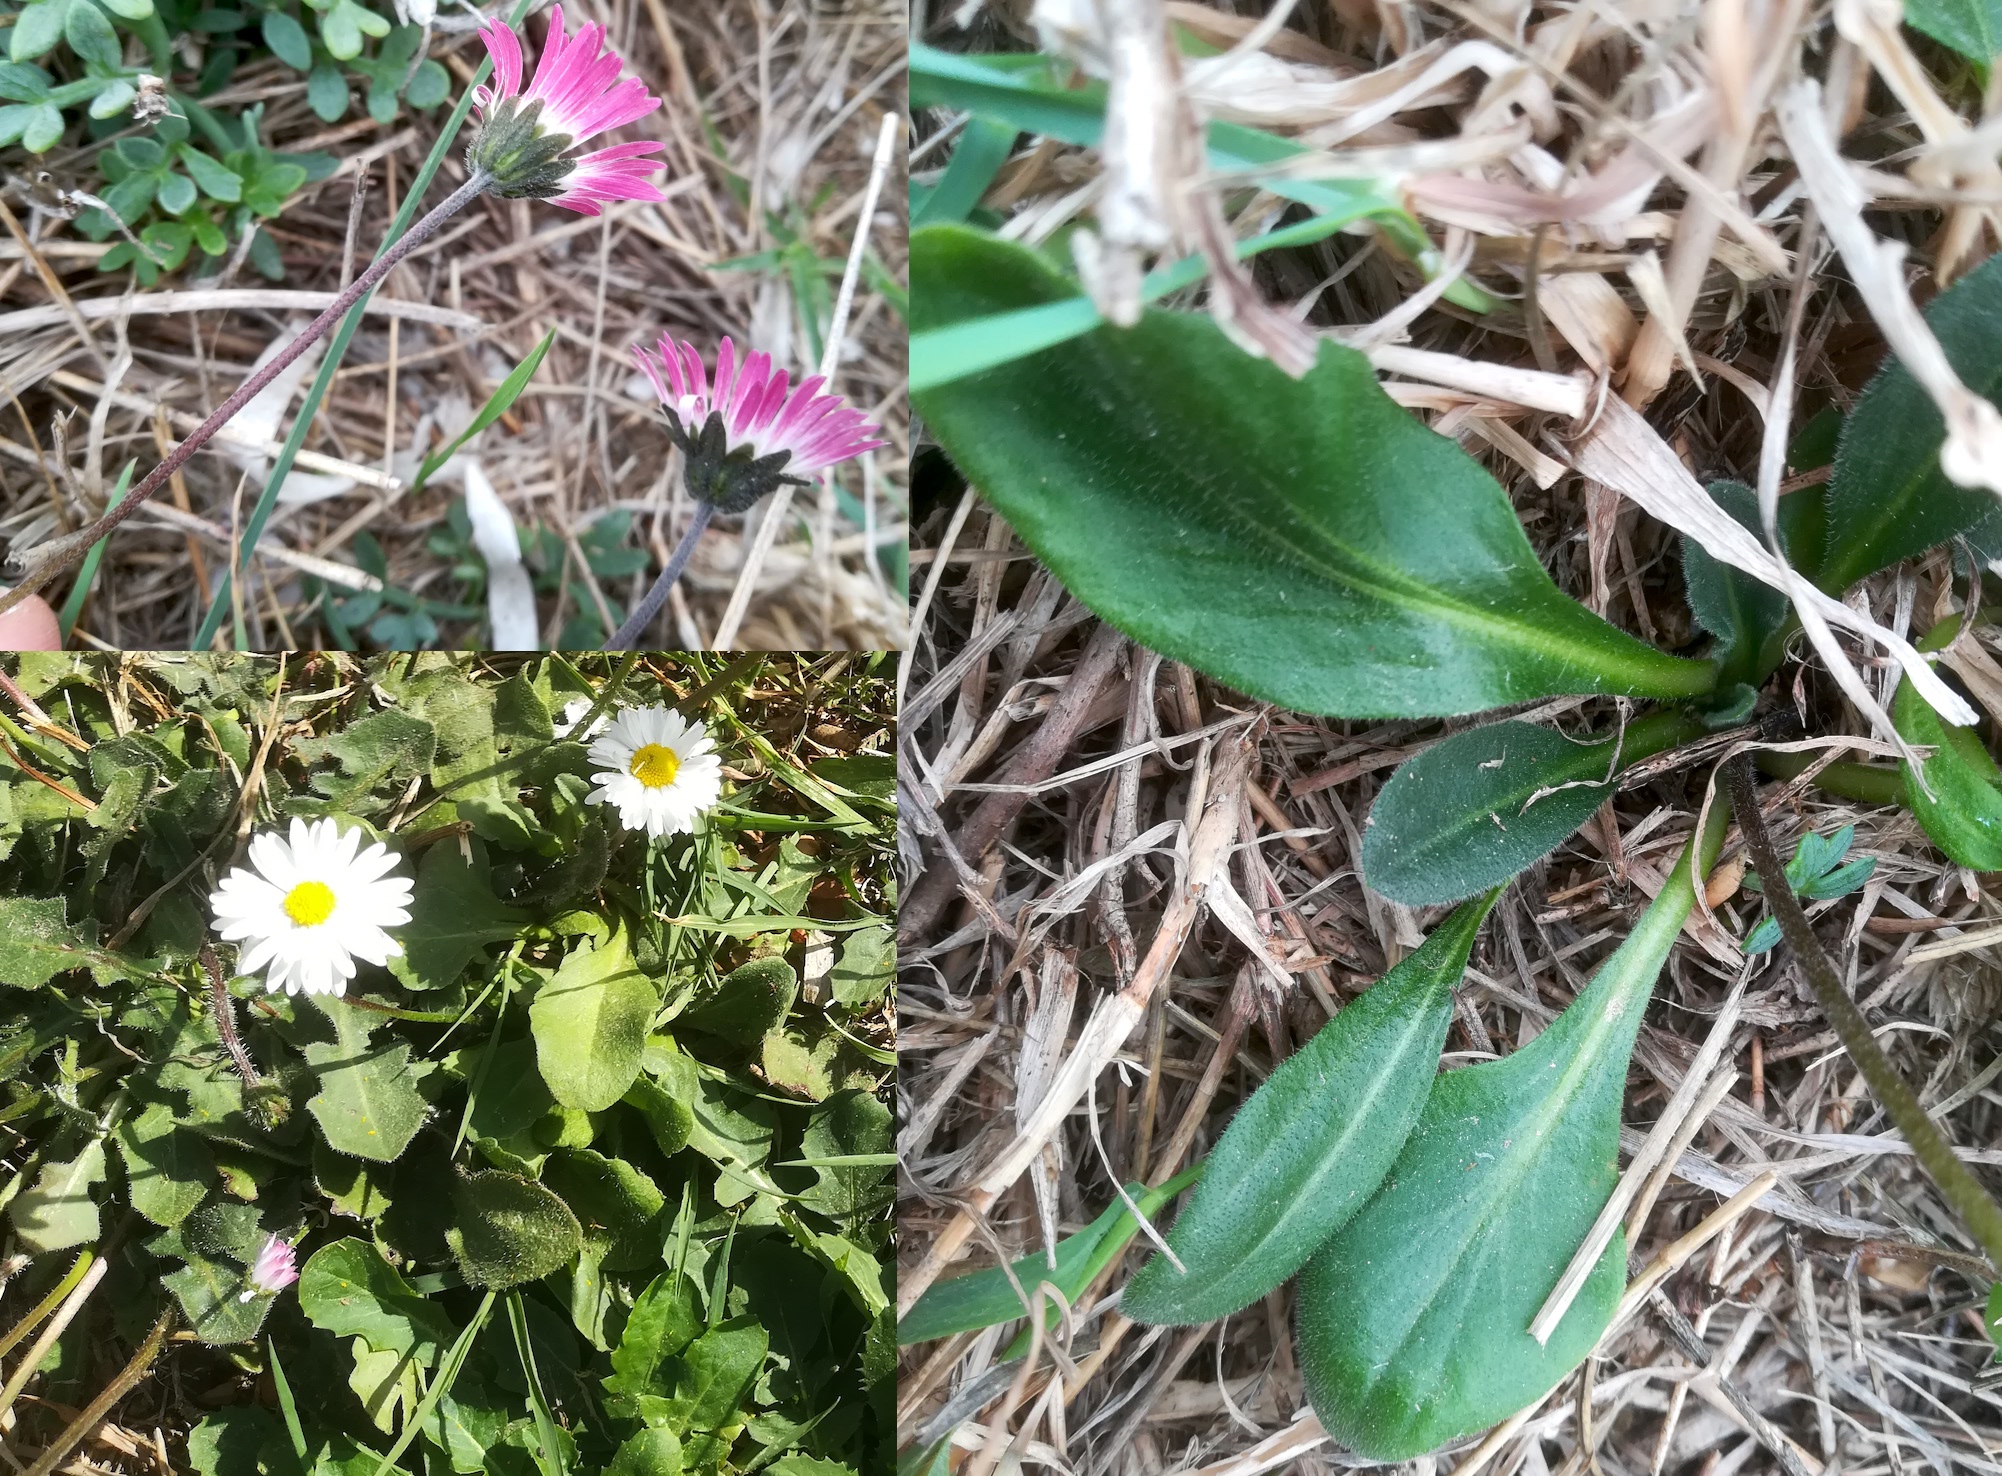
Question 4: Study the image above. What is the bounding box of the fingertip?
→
[0,595,62,651]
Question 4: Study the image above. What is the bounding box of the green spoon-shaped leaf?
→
[1122,893,1494,1326]
[1362,712,1703,905]
[1895,670,2002,870]
[1297,808,1725,1459]
[912,225,1715,720]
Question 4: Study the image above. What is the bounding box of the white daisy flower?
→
[585,705,724,839]
[209,818,415,997]
[554,697,609,741]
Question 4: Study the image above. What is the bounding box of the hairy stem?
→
[605,501,717,649]
[1726,754,2002,1268]
[200,943,261,1090]
[0,171,492,626]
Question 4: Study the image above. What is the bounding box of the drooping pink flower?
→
[239,1234,299,1303]
[467,4,666,215]
[632,335,887,511]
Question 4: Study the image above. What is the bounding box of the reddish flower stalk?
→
[0,6,669,633]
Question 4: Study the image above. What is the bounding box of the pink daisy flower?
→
[466,4,666,215]
[240,1235,299,1302]
[631,334,887,512]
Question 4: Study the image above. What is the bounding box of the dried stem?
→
[1725,754,2002,1267]
[0,170,492,625]
[19,1303,175,1476]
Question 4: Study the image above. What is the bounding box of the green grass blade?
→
[57,459,134,640]
[411,328,557,493]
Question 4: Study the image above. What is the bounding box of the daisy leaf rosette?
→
[585,705,725,840]
[633,335,889,513]
[465,3,668,213]
[209,817,415,997]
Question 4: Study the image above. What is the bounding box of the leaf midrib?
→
[1051,394,1686,693]
[1349,902,1684,1397]
[1172,976,1449,1307]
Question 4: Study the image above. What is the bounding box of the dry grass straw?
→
[0,0,906,650]
[904,0,2002,1471]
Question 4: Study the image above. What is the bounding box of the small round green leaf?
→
[62,0,120,70]
[446,1169,583,1289]
[259,8,310,68]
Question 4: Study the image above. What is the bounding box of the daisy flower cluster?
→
[208,705,722,998]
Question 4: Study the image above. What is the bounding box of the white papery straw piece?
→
[712,111,900,648]
[1559,393,1978,731]
[1778,78,2002,499]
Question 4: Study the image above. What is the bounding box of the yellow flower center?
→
[629,743,681,789]
[283,880,336,927]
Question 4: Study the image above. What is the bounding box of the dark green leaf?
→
[798,1088,892,1221]
[1905,0,2002,58]
[543,1148,664,1272]
[900,1171,1199,1345]
[387,838,529,991]
[116,1100,213,1226]
[677,956,795,1045]
[1297,821,1722,1458]
[664,1318,767,1432]
[297,1236,458,1359]
[164,1249,275,1344]
[1125,895,1491,1325]
[1823,253,2002,591]
[1896,670,2002,868]
[1361,712,1702,905]
[912,226,1715,719]
[1683,481,1791,686]
[447,1170,582,1289]
[305,1003,430,1163]
[0,897,138,988]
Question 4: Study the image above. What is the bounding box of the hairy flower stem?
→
[605,500,717,649]
[0,170,493,625]
[1726,754,2002,1268]
[200,942,261,1090]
